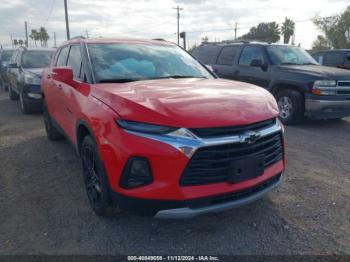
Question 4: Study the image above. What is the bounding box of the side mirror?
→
[250,59,263,67]
[250,59,268,71]
[8,63,18,68]
[52,67,74,83]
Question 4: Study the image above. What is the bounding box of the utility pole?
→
[85,29,89,38]
[24,21,28,47]
[10,34,13,48]
[64,0,70,40]
[234,22,238,40]
[53,32,57,47]
[173,5,183,45]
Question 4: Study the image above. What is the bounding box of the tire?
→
[43,105,64,141]
[8,86,19,100]
[81,136,111,216]
[19,92,32,114]
[276,89,304,125]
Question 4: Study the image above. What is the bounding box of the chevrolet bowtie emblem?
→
[240,131,261,144]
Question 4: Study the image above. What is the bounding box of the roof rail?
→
[202,40,249,45]
[70,35,86,40]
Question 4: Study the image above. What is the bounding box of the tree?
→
[30,29,39,47]
[311,35,331,52]
[13,39,18,47]
[202,36,209,43]
[281,17,295,44]
[18,39,24,46]
[39,27,50,47]
[312,5,350,49]
[240,22,280,43]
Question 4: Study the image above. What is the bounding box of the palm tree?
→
[13,39,18,47]
[281,17,295,44]
[30,29,39,47]
[39,27,50,47]
[18,39,24,46]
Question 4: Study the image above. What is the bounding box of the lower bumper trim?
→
[155,174,282,219]
[305,99,350,119]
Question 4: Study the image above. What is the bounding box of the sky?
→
[0,0,349,50]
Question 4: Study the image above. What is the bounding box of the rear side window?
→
[238,46,264,66]
[56,46,69,66]
[192,45,222,64]
[216,46,238,65]
[67,45,82,79]
[324,52,344,64]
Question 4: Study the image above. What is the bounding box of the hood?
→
[23,68,44,78]
[278,64,350,80]
[92,78,279,128]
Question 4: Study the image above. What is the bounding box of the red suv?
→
[42,37,285,218]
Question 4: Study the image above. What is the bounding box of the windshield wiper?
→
[280,62,299,65]
[99,78,142,83]
[150,75,206,80]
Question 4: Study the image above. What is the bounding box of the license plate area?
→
[227,155,265,183]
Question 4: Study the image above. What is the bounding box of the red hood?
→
[92,78,279,128]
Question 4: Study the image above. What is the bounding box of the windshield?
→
[266,46,318,65]
[22,51,53,68]
[1,50,14,62]
[87,43,213,83]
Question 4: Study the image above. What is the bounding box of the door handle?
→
[58,84,63,90]
[47,74,51,79]
[234,70,240,75]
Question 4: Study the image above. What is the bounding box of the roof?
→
[200,41,298,47]
[60,37,175,46]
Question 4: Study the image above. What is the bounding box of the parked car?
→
[0,48,15,91]
[42,37,285,217]
[192,42,350,124]
[312,49,350,70]
[7,47,55,113]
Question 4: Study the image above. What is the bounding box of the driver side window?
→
[238,46,264,66]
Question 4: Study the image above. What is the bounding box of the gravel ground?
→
[0,89,349,255]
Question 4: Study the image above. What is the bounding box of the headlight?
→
[313,80,336,88]
[312,80,337,95]
[24,73,41,85]
[117,120,178,134]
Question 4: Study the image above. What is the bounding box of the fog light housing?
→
[120,157,153,189]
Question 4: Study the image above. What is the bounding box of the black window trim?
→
[55,45,70,67]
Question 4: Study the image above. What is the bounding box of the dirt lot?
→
[0,89,349,255]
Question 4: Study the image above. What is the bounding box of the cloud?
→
[0,0,348,49]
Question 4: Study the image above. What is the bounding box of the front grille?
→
[338,81,350,87]
[189,118,276,138]
[180,132,283,186]
[187,173,282,208]
[337,90,350,95]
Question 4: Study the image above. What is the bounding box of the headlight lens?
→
[313,80,336,87]
[312,80,337,95]
[24,73,41,85]
[117,120,178,134]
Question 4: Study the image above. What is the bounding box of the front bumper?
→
[305,98,350,119]
[112,173,282,218]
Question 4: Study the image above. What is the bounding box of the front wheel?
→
[276,89,304,125]
[81,136,111,216]
[8,86,19,100]
[19,92,32,114]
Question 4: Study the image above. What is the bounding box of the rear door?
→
[235,45,271,88]
[212,46,240,79]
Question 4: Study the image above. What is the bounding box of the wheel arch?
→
[76,120,96,155]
